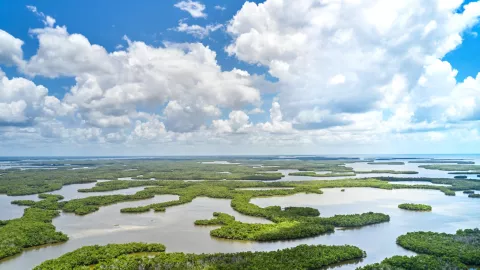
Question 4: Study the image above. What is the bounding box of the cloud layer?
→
[2,1,480,154]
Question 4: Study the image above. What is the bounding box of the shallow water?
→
[251,188,480,269]
[387,181,452,187]
[274,160,480,181]
[0,196,271,269]
[1,187,478,269]
[0,181,148,220]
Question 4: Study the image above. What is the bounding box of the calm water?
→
[274,159,480,181]
[1,187,478,269]
[0,181,147,220]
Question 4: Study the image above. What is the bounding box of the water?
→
[274,159,480,181]
[0,181,147,220]
[1,187,478,269]
[387,181,451,187]
[251,188,480,269]
[0,196,271,269]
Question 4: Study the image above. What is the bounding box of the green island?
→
[419,164,480,171]
[289,170,419,177]
[195,211,389,241]
[357,255,468,269]
[410,160,475,164]
[1,159,480,268]
[469,194,480,198]
[398,203,432,211]
[396,228,480,266]
[35,243,365,270]
[0,208,68,260]
[288,171,356,177]
[454,175,468,179]
[356,170,418,174]
[367,162,405,165]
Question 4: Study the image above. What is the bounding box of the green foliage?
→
[194,212,236,226]
[283,206,320,217]
[210,219,334,241]
[367,162,405,165]
[11,200,36,206]
[62,190,156,215]
[463,190,475,194]
[411,160,474,164]
[396,228,480,265]
[356,170,418,174]
[92,244,365,270]
[419,164,480,171]
[454,175,468,179]
[469,194,480,198]
[357,255,467,270]
[289,171,355,177]
[321,212,390,227]
[34,243,166,270]
[379,176,480,194]
[398,203,432,211]
[0,208,68,260]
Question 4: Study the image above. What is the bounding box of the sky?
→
[1,0,480,156]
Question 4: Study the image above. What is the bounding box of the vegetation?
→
[357,255,467,270]
[288,171,355,177]
[396,228,480,266]
[0,208,68,260]
[449,171,480,174]
[356,170,418,174]
[463,190,475,194]
[11,193,65,210]
[398,203,432,211]
[410,160,474,164]
[454,175,468,179]
[469,194,480,198]
[35,243,166,270]
[367,162,405,165]
[47,243,365,270]
[289,170,419,177]
[419,164,480,171]
[379,177,480,194]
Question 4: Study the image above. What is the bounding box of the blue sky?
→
[1,0,480,155]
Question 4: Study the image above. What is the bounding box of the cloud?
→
[213,110,251,133]
[21,23,261,132]
[248,108,264,114]
[175,21,222,38]
[215,5,226,11]
[3,2,480,154]
[174,0,207,18]
[256,102,293,134]
[0,69,70,127]
[0,30,24,66]
[27,5,56,27]
[226,0,480,136]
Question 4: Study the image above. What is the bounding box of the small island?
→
[398,203,432,211]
